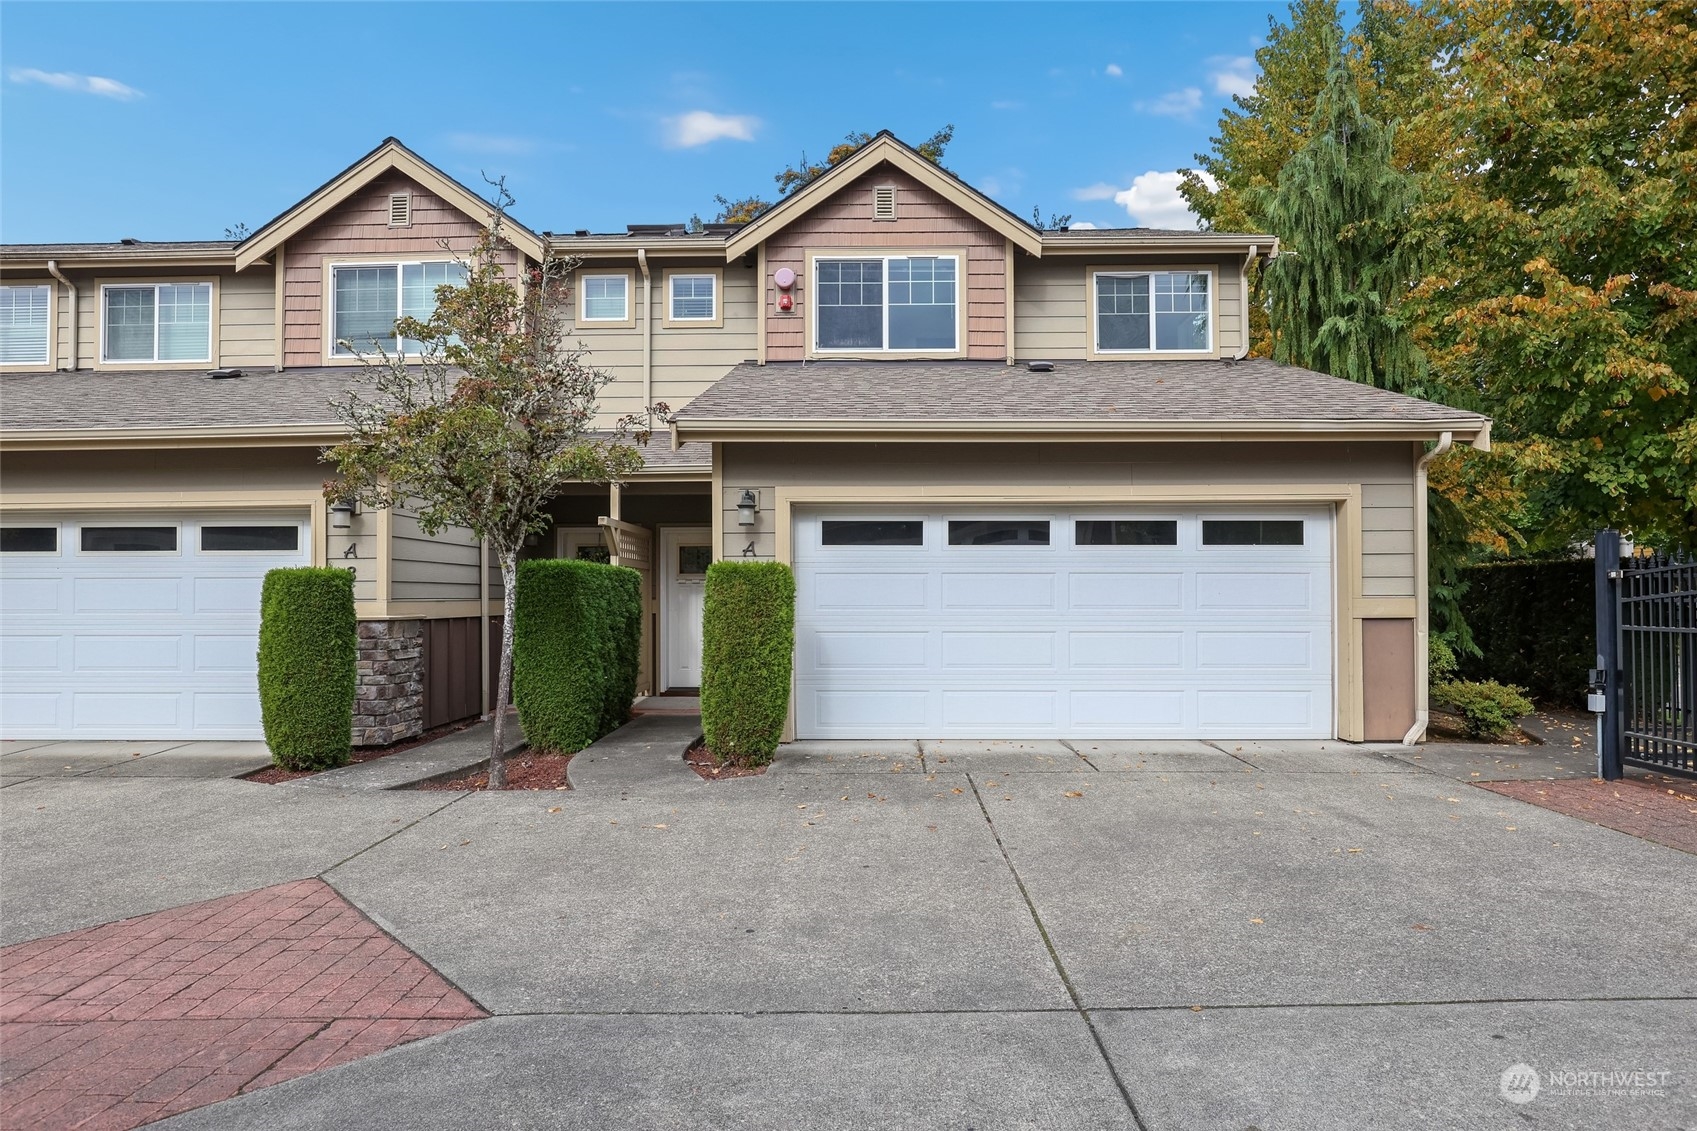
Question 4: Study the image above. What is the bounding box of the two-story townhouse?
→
[0,133,1489,748]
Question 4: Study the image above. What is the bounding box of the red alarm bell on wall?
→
[777,293,794,312]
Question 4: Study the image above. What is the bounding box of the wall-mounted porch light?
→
[329,500,357,529]
[737,489,759,527]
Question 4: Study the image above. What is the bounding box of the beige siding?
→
[719,440,1420,599]
[389,506,483,601]
[763,167,1008,361]
[218,269,277,369]
[1014,256,1245,360]
[575,262,758,422]
[280,174,500,367]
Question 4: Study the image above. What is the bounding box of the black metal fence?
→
[1596,531,1695,779]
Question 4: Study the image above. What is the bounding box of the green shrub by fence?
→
[700,561,796,766]
[258,567,357,771]
[513,559,643,754]
[1456,558,1592,705]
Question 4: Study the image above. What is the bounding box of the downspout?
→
[47,261,76,370]
[1235,241,1267,360]
[637,248,652,411]
[1404,430,1454,745]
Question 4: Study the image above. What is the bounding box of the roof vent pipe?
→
[46,260,76,372]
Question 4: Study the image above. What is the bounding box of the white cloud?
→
[1111,170,1216,230]
[9,67,142,100]
[1104,63,1123,78]
[1208,55,1258,99]
[663,110,758,149]
[1071,182,1121,202]
[1136,87,1202,118]
[1068,221,1099,230]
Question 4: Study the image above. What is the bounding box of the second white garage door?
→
[793,506,1334,740]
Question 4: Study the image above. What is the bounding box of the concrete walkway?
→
[1,722,1691,1130]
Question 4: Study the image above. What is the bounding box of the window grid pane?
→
[81,527,177,552]
[1096,275,1152,352]
[104,287,156,361]
[1075,520,1178,546]
[821,520,924,546]
[156,284,211,361]
[886,256,956,350]
[583,275,628,320]
[0,285,50,365]
[0,527,57,553]
[1153,272,1209,350]
[1201,519,1304,546]
[816,259,884,350]
[670,275,716,320]
[948,520,1051,546]
[200,526,300,552]
[333,266,399,355]
[400,262,466,352]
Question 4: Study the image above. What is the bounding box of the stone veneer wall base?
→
[354,619,425,746]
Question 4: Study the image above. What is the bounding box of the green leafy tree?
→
[324,182,655,786]
[1412,0,1697,548]
[1252,40,1427,393]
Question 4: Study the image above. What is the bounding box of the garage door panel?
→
[1068,572,1183,609]
[810,630,928,670]
[793,506,1334,740]
[0,694,61,729]
[1,636,62,672]
[73,635,183,672]
[941,631,1055,669]
[73,577,182,613]
[194,576,265,613]
[811,571,927,610]
[940,572,1054,610]
[74,692,181,729]
[194,635,260,673]
[192,691,263,730]
[1,577,62,612]
[1195,631,1315,670]
[1068,631,1185,670]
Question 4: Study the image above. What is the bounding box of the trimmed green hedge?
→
[514,558,643,754]
[258,567,357,771]
[700,561,796,766]
[1457,559,1592,705]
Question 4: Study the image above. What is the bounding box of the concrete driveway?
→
[2,720,1693,1130]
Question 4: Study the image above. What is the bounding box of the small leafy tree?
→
[324,181,655,787]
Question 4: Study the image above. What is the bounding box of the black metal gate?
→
[1595,530,1696,779]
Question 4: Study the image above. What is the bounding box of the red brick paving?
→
[0,879,485,1130]
[1479,774,1697,855]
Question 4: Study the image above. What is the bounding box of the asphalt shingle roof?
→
[673,359,1488,427]
[0,367,708,471]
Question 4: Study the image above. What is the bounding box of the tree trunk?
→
[489,551,519,789]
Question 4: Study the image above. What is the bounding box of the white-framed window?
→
[0,525,59,554]
[102,283,211,363]
[0,285,50,366]
[668,274,716,322]
[815,254,959,353]
[580,273,630,322]
[331,260,466,356]
[1094,270,1212,353]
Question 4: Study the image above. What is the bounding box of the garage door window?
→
[821,520,924,546]
[201,525,300,552]
[948,519,1050,546]
[81,526,177,552]
[1202,519,1304,546]
[1076,519,1178,546]
[0,527,57,553]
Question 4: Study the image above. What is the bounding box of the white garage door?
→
[0,512,310,740]
[793,507,1334,740]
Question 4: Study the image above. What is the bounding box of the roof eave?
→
[673,417,1491,445]
[1039,234,1276,255]
[2,250,246,271]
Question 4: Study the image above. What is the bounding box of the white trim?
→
[658,525,711,693]
[1091,269,1216,356]
[812,252,962,356]
[579,272,631,323]
[0,521,62,555]
[326,257,464,360]
[74,521,183,556]
[666,272,717,322]
[0,284,52,368]
[196,520,306,555]
[99,281,213,365]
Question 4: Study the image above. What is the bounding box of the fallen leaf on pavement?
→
[548,807,562,813]
[1063,790,1084,798]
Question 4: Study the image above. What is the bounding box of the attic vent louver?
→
[388,193,412,227]
[873,185,897,221]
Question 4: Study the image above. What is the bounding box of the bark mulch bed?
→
[685,739,768,781]
[243,719,481,784]
[414,751,573,791]
[1425,708,1536,746]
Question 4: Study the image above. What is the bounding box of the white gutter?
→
[1235,244,1258,360]
[636,248,652,411]
[46,261,76,371]
[1405,430,1454,746]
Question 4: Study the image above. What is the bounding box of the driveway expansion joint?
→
[964,771,1150,1131]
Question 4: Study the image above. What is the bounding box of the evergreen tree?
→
[1252,40,1426,393]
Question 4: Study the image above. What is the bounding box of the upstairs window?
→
[0,285,50,366]
[668,273,717,322]
[1094,271,1211,354]
[580,273,630,323]
[331,260,466,356]
[102,283,211,364]
[815,254,958,353]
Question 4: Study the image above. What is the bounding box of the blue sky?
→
[1,2,1289,244]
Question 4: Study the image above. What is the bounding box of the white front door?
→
[661,527,711,691]
[791,506,1335,739]
[0,510,312,740]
